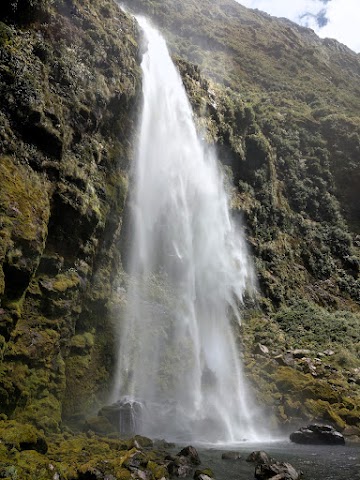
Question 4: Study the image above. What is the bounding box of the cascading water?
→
[112,16,263,443]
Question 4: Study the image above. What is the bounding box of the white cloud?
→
[236,0,360,53]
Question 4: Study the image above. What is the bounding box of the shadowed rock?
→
[290,424,345,445]
[246,451,274,465]
[255,461,301,480]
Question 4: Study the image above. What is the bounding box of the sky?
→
[236,0,360,53]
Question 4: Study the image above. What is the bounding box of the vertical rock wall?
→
[0,0,141,431]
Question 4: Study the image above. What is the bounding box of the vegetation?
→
[0,0,359,441]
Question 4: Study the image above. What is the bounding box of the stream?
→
[177,440,360,479]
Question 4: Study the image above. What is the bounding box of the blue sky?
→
[236,0,360,53]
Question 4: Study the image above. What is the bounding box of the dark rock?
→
[99,399,143,435]
[221,451,241,460]
[255,462,301,480]
[167,461,194,478]
[194,469,215,480]
[246,451,274,464]
[290,424,345,445]
[128,468,152,480]
[290,349,311,359]
[177,446,201,465]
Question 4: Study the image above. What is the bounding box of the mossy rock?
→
[134,434,154,448]
[304,399,346,430]
[0,420,48,453]
[70,332,95,353]
[147,460,168,479]
[84,415,115,435]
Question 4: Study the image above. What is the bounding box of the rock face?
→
[0,0,140,430]
[290,425,345,445]
[99,400,143,435]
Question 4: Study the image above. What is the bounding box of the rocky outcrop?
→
[255,462,301,480]
[247,451,302,480]
[167,446,202,477]
[0,0,140,431]
[290,424,345,445]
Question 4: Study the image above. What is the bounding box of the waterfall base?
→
[99,398,143,436]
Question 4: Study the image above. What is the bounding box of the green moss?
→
[304,399,346,430]
[147,460,169,479]
[0,156,50,245]
[0,420,47,453]
[0,22,13,47]
[50,272,81,293]
[70,332,95,351]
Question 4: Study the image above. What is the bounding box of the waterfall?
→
[112,16,263,443]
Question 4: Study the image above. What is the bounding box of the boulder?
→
[99,399,143,435]
[167,461,193,478]
[177,446,201,465]
[221,451,241,460]
[133,435,154,448]
[167,446,201,478]
[255,462,301,480]
[246,451,274,465]
[290,424,345,445]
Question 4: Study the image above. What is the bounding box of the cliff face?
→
[0,0,359,439]
[0,0,140,430]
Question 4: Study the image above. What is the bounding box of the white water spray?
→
[112,16,263,442]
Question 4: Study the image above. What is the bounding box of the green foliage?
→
[274,300,360,356]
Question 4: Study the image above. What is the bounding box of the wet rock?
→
[221,451,241,460]
[255,461,301,480]
[246,451,274,465]
[194,469,215,480]
[167,447,201,478]
[177,446,201,465]
[167,461,193,478]
[99,399,142,435]
[290,424,345,445]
